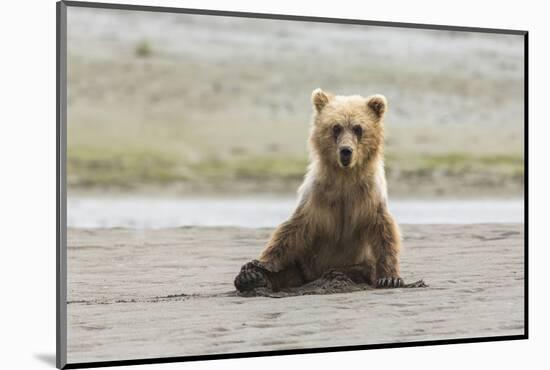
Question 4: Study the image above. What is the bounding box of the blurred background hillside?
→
[67,7,524,200]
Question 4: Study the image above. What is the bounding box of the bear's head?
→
[309,88,387,171]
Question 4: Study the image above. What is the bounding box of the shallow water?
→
[67,196,524,229]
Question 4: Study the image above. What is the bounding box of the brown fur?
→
[234,89,403,292]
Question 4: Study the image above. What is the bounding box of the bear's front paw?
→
[234,260,272,292]
[376,276,404,288]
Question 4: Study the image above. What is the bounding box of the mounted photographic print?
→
[56,1,528,368]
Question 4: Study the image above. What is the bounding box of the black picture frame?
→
[56,1,529,368]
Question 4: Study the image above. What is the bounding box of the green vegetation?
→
[68,148,184,188]
[68,148,309,189]
[385,152,524,178]
[208,156,309,181]
[135,40,152,58]
[67,144,523,193]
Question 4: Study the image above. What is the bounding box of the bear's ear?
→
[366,94,388,119]
[312,88,331,112]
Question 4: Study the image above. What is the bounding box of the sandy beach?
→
[66,223,524,364]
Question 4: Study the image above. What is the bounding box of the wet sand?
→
[66,224,524,364]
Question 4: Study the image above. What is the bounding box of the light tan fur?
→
[235,89,402,291]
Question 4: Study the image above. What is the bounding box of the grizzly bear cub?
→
[234,89,404,292]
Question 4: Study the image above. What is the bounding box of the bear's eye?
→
[332,125,342,137]
[353,125,363,138]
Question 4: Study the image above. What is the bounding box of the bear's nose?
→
[340,147,353,159]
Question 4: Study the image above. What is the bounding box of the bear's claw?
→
[234,260,272,292]
[376,276,404,288]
